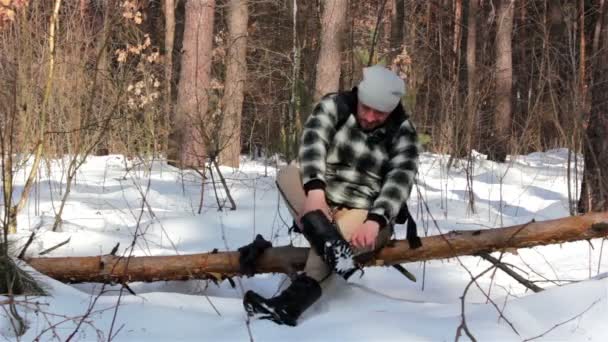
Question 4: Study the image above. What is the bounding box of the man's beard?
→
[356,117,381,132]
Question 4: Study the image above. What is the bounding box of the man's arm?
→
[366,119,420,229]
[298,96,341,194]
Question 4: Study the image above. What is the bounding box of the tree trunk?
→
[450,0,464,158]
[286,0,301,163]
[26,212,608,283]
[314,0,348,101]
[169,0,215,168]
[164,0,176,156]
[388,0,405,63]
[490,0,514,162]
[579,0,586,105]
[592,0,606,59]
[466,0,478,151]
[453,0,462,75]
[219,0,248,168]
[579,5,608,212]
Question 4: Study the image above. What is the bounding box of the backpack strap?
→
[396,203,422,249]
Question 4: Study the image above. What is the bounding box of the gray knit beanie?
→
[357,65,405,113]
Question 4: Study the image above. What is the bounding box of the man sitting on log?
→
[243,65,421,326]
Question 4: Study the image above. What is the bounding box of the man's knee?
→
[276,165,305,218]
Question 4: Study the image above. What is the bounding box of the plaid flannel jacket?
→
[298,89,420,229]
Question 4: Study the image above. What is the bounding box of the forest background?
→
[1,0,608,339]
[1,0,608,219]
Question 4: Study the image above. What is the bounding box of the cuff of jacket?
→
[303,179,326,195]
[365,213,388,230]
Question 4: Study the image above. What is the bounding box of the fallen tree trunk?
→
[26,212,608,283]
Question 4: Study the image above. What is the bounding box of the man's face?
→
[356,102,391,131]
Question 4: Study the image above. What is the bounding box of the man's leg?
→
[275,164,332,282]
[243,165,325,326]
[276,164,305,220]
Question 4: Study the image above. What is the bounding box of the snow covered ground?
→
[2,150,608,341]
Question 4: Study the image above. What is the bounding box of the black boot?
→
[300,210,360,279]
[243,274,322,326]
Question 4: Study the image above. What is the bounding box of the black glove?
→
[237,234,272,277]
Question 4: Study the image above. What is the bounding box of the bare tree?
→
[466,0,479,150]
[453,0,463,76]
[219,0,248,168]
[4,0,64,234]
[164,0,176,153]
[449,0,464,159]
[491,0,515,162]
[170,0,215,168]
[314,0,347,101]
[464,0,479,213]
[388,0,405,63]
[579,2,608,212]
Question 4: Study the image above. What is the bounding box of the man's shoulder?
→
[320,89,355,100]
[398,118,417,132]
[317,90,356,123]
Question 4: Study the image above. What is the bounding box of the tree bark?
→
[579,0,586,104]
[450,0,464,158]
[491,0,514,162]
[169,0,215,168]
[27,212,608,283]
[388,0,405,63]
[453,0,462,76]
[219,0,248,168]
[466,0,478,151]
[164,0,176,156]
[592,0,605,59]
[314,0,347,101]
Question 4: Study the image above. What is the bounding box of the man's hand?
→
[350,221,380,249]
[298,189,331,228]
